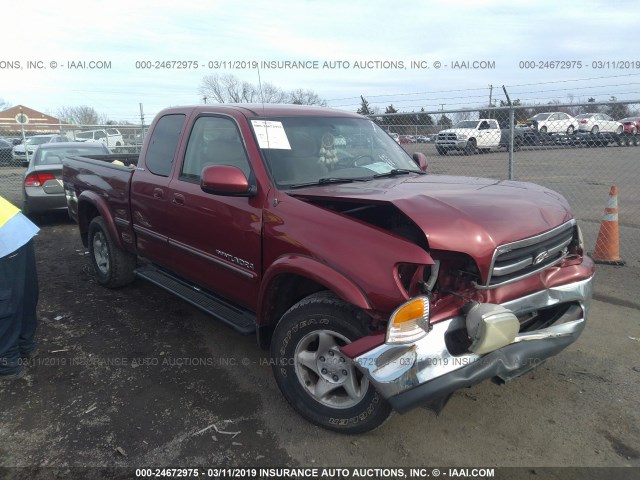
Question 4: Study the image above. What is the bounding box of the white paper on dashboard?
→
[251,120,291,149]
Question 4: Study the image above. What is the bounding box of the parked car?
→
[1,136,23,146]
[75,128,124,148]
[0,138,15,166]
[22,142,110,215]
[619,117,640,135]
[576,113,623,135]
[63,104,593,434]
[12,134,69,161]
[416,135,431,143]
[398,135,416,143]
[527,112,577,135]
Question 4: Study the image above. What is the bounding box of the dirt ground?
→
[1,213,639,477]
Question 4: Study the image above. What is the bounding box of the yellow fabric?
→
[0,196,20,228]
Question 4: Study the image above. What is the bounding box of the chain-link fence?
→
[373,100,640,267]
[0,122,147,206]
[1,101,638,266]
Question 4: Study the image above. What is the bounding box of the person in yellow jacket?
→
[0,195,39,380]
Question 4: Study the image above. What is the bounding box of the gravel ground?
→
[0,214,639,479]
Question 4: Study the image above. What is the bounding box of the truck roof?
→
[157,104,364,119]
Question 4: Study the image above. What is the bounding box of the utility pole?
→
[139,103,145,152]
[488,84,493,118]
[203,96,208,104]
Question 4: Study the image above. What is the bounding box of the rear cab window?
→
[145,114,186,177]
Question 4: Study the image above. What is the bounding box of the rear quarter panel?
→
[63,155,137,250]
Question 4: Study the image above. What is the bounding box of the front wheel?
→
[270,291,392,434]
[615,126,623,135]
[566,125,575,135]
[88,217,136,288]
[464,139,477,155]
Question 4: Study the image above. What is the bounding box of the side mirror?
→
[412,152,428,172]
[200,165,256,197]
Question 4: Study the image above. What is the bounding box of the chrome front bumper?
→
[353,276,593,413]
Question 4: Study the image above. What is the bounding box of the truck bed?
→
[63,154,138,227]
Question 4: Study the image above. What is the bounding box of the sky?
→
[2,0,639,123]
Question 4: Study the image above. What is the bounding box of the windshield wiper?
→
[289,177,363,189]
[373,168,423,178]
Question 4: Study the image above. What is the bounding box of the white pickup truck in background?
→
[436,119,503,155]
[74,128,124,148]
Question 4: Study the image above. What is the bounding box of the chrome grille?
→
[437,133,457,141]
[486,220,576,287]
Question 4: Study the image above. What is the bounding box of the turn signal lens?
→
[386,296,430,344]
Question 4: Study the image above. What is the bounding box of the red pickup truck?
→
[63,105,594,434]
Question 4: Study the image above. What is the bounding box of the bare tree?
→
[57,105,107,125]
[199,74,324,105]
[0,98,10,111]
[289,88,326,106]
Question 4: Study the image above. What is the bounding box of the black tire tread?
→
[88,216,136,288]
[271,291,392,434]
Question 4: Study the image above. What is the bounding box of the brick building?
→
[0,105,66,134]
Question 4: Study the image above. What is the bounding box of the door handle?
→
[153,188,164,199]
[173,193,185,206]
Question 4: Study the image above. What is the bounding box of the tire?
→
[615,126,623,135]
[539,126,547,134]
[464,138,477,155]
[88,216,136,288]
[566,125,575,135]
[633,135,639,147]
[436,146,447,156]
[591,125,599,135]
[270,291,392,434]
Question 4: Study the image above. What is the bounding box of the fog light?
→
[465,302,519,354]
[386,296,430,344]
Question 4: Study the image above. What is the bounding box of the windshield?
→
[34,145,108,166]
[530,113,551,121]
[26,136,53,145]
[453,121,479,128]
[252,116,421,188]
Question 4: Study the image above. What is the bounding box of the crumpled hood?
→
[288,174,573,269]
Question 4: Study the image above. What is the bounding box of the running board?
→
[135,265,256,334]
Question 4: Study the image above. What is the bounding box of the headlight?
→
[386,296,430,344]
[458,134,468,140]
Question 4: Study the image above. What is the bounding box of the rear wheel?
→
[591,125,599,135]
[270,291,391,434]
[566,125,575,135]
[615,126,623,135]
[539,126,548,134]
[88,217,136,288]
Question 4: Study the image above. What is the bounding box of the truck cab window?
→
[146,114,186,177]
[181,116,251,181]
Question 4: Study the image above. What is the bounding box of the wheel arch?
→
[256,255,372,349]
[77,191,122,250]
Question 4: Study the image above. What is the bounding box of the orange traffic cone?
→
[592,185,625,265]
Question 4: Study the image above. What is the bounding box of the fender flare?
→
[257,254,372,327]
[77,190,124,250]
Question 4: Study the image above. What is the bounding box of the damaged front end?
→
[341,220,595,414]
